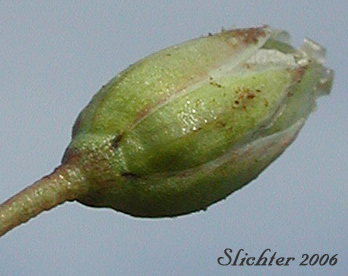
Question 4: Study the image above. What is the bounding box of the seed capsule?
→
[0,26,333,237]
[63,26,333,217]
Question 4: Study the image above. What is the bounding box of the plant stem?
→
[0,164,87,237]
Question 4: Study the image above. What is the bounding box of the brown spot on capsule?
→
[121,172,139,181]
[112,134,123,148]
[217,121,226,127]
[264,99,269,107]
[247,92,256,99]
[232,100,240,109]
[136,106,150,120]
[233,27,267,44]
[209,77,222,88]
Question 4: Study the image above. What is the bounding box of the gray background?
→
[1,1,347,275]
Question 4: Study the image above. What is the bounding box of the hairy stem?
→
[0,164,87,237]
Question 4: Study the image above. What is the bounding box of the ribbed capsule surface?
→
[63,26,333,217]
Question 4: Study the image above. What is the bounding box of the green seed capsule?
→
[0,26,333,236]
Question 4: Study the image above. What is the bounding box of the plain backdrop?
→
[1,1,347,275]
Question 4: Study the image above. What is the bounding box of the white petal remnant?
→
[301,37,327,64]
[244,49,298,68]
